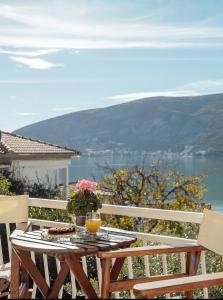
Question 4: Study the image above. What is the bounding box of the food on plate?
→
[48,225,76,235]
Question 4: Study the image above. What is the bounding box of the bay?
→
[69,154,223,212]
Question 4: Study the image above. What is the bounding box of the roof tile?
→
[0,131,80,156]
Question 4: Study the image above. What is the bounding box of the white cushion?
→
[198,209,223,257]
[0,195,28,223]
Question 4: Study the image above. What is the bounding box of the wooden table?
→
[9,228,137,299]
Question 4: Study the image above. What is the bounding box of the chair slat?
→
[133,272,223,298]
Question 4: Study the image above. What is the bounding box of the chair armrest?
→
[133,272,223,298]
[97,243,205,258]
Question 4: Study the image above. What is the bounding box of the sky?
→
[1,0,223,131]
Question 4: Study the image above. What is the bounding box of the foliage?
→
[1,170,65,221]
[99,161,206,234]
[100,161,206,208]
[29,207,71,222]
[2,170,63,199]
[0,175,14,195]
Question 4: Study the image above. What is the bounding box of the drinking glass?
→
[73,215,87,236]
[85,212,101,234]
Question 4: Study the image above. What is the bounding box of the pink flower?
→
[76,179,98,192]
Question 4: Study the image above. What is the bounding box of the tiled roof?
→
[0,131,80,156]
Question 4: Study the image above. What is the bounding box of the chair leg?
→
[101,258,112,299]
[9,248,21,299]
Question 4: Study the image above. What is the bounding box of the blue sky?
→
[1,0,223,131]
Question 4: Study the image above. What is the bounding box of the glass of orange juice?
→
[85,212,101,235]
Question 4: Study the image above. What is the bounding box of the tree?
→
[100,161,206,210]
[99,161,207,233]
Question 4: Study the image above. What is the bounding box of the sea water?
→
[69,154,223,212]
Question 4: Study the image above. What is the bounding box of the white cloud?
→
[0,78,103,84]
[16,112,35,116]
[107,79,223,102]
[0,48,60,57]
[107,91,193,102]
[9,56,63,70]
[53,107,77,112]
[0,3,223,50]
[10,95,18,100]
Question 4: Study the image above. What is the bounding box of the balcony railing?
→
[1,197,208,299]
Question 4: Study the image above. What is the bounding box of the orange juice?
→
[85,219,101,234]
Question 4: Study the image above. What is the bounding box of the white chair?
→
[0,195,29,298]
[133,209,223,298]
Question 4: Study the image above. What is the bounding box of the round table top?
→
[10,227,137,256]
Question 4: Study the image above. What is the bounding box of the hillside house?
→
[0,131,80,199]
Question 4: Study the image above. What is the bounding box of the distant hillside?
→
[14,93,223,155]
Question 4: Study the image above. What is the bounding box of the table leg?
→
[110,257,125,281]
[65,255,98,299]
[101,258,112,299]
[9,248,20,299]
[17,250,49,298]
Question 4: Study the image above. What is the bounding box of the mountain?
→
[14,93,223,155]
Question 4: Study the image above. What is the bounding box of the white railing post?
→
[70,272,77,298]
[180,252,186,273]
[112,258,120,298]
[96,257,102,296]
[56,259,64,299]
[201,251,209,299]
[143,241,151,277]
[127,256,135,299]
[162,254,170,299]
[31,252,37,299]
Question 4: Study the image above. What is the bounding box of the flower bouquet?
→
[66,179,102,235]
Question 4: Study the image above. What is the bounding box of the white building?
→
[0,131,80,199]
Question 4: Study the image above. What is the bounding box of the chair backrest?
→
[0,195,28,266]
[198,208,223,257]
[0,195,28,224]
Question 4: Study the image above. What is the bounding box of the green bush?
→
[0,175,14,195]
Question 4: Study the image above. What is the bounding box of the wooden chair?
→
[0,195,29,298]
[133,209,223,298]
[97,209,223,299]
